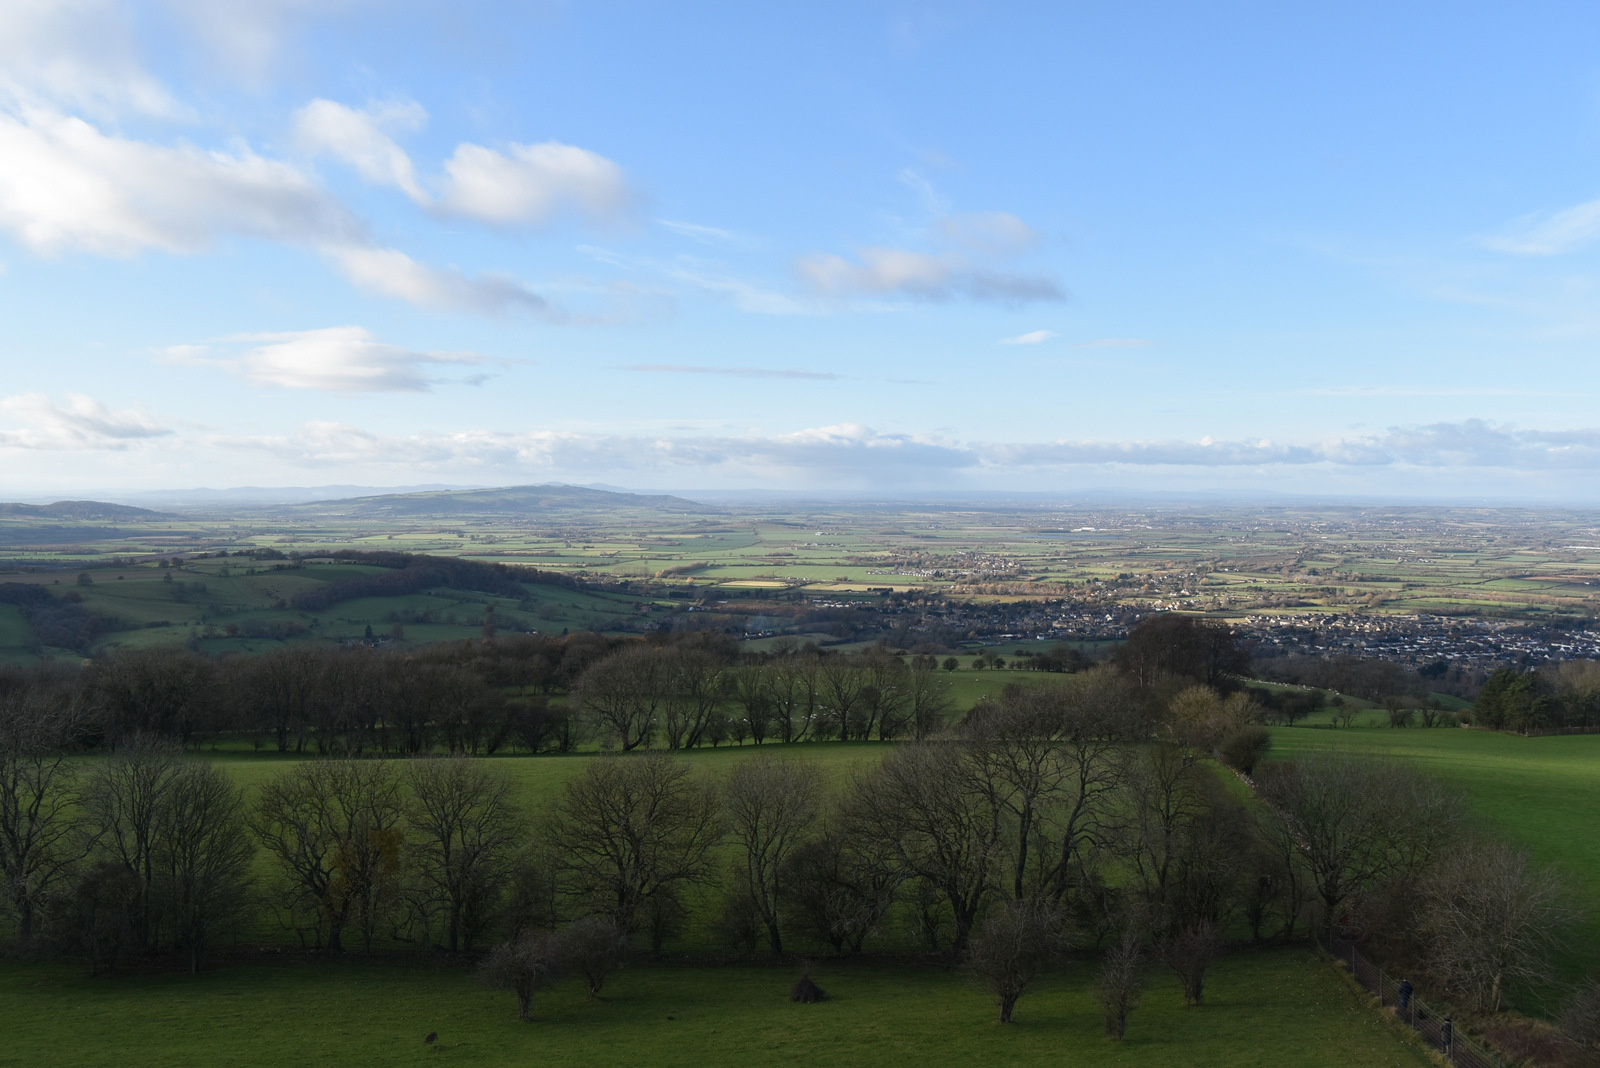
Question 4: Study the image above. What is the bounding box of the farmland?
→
[4,485,1600,664]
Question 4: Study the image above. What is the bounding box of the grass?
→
[1268,724,1600,1001]
[0,946,1427,1068]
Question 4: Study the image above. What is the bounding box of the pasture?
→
[1268,724,1600,998]
[0,946,1427,1068]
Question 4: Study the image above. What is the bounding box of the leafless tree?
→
[724,755,822,953]
[557,915,631,998]
[662,648,728,750]
[1096,928,1144,1040]
[82,736,183,950]
[154,762,255,972]
[818,658,866,742]
[767,657,821,743]
[480,931,562,1021]
[574,645,670,751]
[0,679,89,947]
[405,757,524,952]
[252,759,406,951]
[846,741,1006,950]
[1162,918,1221,1005]
[1258,751,1462,937]
[964,896,1072,1023]
[548,753,722,949]
[781,825,899,954]
[907,661,953,741]
[1418,837,1574,1012]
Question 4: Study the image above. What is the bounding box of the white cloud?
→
[438,140,633,226]
[170,326,497,393]
[1000,329,1057,345]
[0,392,171,449]
[797,246,1065,304]
[0,105,358,257]
[293,98,428,203]
[161,0,363,85]
[320,245,559,317]
[1482,198,1600,255]
[0,0,180,118]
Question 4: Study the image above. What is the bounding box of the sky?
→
[6,1,1600,502]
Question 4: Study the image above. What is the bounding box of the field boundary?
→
[1322,931,1504,1068]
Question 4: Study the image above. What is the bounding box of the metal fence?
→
[1324,932,1503,1068]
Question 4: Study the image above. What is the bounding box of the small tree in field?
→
[1163,919,1221,1005]
[558,915,631,998]
[1096,929,1144,1041]
[964,897,1072,1023]
[480,931,562,1021]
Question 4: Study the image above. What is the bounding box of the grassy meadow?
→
[1269,723,1600,1002]
[0,946,1427,1068]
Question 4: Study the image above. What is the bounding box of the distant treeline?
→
[0,581,111,651]
[286,550,580,612]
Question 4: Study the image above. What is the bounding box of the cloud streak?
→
[168,326,500,393]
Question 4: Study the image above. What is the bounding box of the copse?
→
[1257,751,1463,940]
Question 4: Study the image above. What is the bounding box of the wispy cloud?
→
[658,219,753,247]
[1482,198,1600,255]
[0,392,170,449]
[798,174,1063,306]
[797,247,1065,305]
[623,364,840,380]
[166,326,503,393]
[1000,329,1057,345]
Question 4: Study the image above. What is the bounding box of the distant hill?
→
[0,500,170,520]
[288,483,715,517]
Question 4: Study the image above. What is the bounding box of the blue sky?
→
[5,1,1600,500]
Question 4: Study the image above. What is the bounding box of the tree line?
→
[2,654,1580,1036]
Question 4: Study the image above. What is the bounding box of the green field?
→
[1269,724,1600,998]
[0,947,1426,1067]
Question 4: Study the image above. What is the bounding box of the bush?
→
[1218,725,1271,776]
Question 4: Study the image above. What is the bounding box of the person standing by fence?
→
[1398,978,1413,1013]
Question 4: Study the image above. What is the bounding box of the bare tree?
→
[724,755,822,953]
[557,915,631,998]
[574,646,670,751]
[1258,751,1462,937]
[1163,918,1221,1005]
[154,762,255,972]
[818,658,866,742]
[782,825,899,954]
[405,757,524,952]
[0,680,88,947]
[1418,837,1573,1012]
[964,896,1072,1023]
[480,931,562,1021]
[846,742,1006,950]
[252,759,406,951]
[1096,928,1144,1040]
[548,753,722,949]
[662,648,728,750]
[82,736,183,950]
